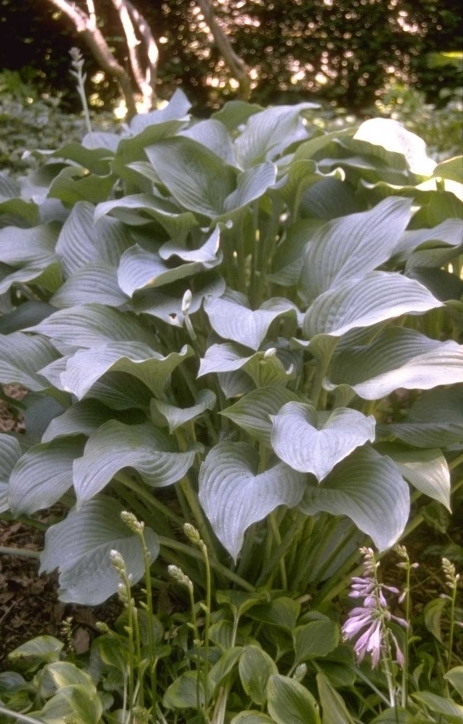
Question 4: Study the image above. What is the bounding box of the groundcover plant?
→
[0,91,462,722]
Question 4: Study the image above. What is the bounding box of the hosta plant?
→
[0,90,462,614]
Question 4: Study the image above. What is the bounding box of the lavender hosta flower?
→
[342,548,408,668]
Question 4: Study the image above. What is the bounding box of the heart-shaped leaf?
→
[40,496,159,604]
[73,421,198,504]
[51,263,128,308]
[42,400,118,442]
[199,442,306,561]
[239,646,278,705]
[199,343,294,388]
[299,446,410,551]
[204,294,296,351]
[271,403,375,481]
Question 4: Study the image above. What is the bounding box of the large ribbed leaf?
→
[61,342,193,399]
[302,271,442,340]
[198,442,306,560]
[95,194,199,241]
[28,304,156,350]
[204,294,296,351]
[180,118,236,165]
[73,421,198,503]
[376,444,451,509]
[55,201,133,277]
[0,434,21,513]
[235,103,316,168]
[378,385,463,447]
[134,271,226,325]
[299,197,412,302]
[42,400,118,442]
[145,137,236,217]
[9,437,85,515]
[223,162,277,213]
[353,118,436,176]
[118,228,221,296]
[394,219,463,261]
[271,403,375,481]
[199,343,294,388]
[299,446,410,551]
[0,223,61,294]
[326,328,463,400]
[267,674,321,724]
[40,496,159,604]
[269,218,324,287]
[151,389,216,433]
[129,89,190,133]
[0,333,60,390]
[50,263,129,308]
[221,387,301,444]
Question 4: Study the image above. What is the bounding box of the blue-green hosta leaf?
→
[151,389,216,433]
[299,446,410,551]
[267,674,321,724]
[223,162,277,214]
[199,343,295,388]
[50,263,129,308]
[145,137,237,217]
[0,223,61,293]
[0,333,60,390]
[379,385,463,447]
[0,301,55,335]
[129,89,191,133]
[73,421,198,503]
[407,266,463,302]
[271,402,375,481]
[134,271,226,325]
[48,166,115,205]
[204,294,296,351]
[9,437,85,515]
[235,103,317,169]
[82,131,121,152]
[61,341,193,399]
[221,387,301,444]
[118,229,221,296]
[0,434,21,513]
[393,219,463,261]
[376,444,451,510]
[0,172,20,198]
[83,372,154,411]
[55,201,133,277]
[198,442,306,561]
[269,218,324,287]
[0,222,58,267]
[42,400,119,442]
[180,118,236,165]
[28,304,156,350]
[299,197,412,302]
[212,99,262,131]
[48,141,115,174]
[302,271,443,340]
[95,194,199,241]
[326,328,463,400]
[40,496,159,604]
[159,226,221,265]
[353,118,436,176]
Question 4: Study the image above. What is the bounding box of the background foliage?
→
[0,0,461,113]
